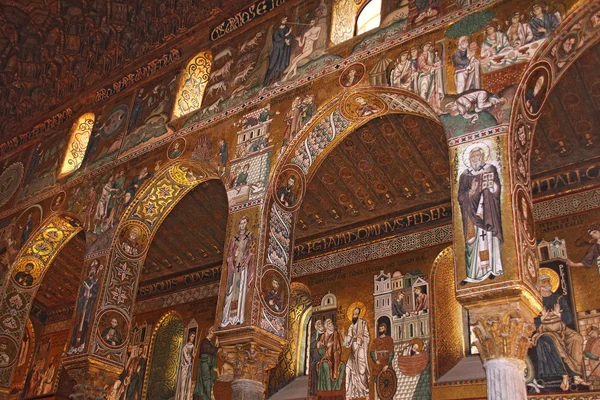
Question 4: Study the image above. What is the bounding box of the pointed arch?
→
[263,87,442,277]
[59,112,95,177]
[143,311,184,400]
[509,0,600,189]
[273,86,440,186]
[172,52,213,119]
[504,0,600,304]
[86,160,223,366]
[0,213,82,387]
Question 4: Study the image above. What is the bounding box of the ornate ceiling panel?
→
[296,114,450,241]
[532,44,600,176]
[0,0,244,141]
[141,179,227,284]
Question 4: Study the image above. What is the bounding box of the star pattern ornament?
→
[116,262,133,281]
[111,286,128,304]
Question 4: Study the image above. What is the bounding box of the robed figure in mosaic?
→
[309,320,325,396]
[531,272,590,391]
[68,262,100,353]
[458,147,504,285]
[566,224,600,273]
[194,327,219,400]
[317,319,346,394]
[175,332,196,400]
[345,308,370,399]
[221,216,256,327]
[370,323,395,380]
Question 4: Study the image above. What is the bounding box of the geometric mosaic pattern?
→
[87,162,216,366]
[533,188,600,221]
[0,214,81,385]
[292,224,453,278]
[294,186,600,278]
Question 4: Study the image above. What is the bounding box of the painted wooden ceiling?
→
[296,114,450,241]
[531,43,600,176]
[0,0,251,140]
[141,178,228,285]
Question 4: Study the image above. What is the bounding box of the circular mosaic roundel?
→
[0,162,24,208]
[0,334,19,368]
[117,221,151,259]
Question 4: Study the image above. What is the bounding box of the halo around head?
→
[462,142,491,169]
[539,267,560,293]
[347,301,367,322]
[409,338,425,352]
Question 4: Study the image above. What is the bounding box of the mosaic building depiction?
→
[0,0,598,399]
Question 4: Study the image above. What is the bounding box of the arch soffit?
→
[272,86,442,190]
[87,160,223,363]
[0,213,82,384]
[5,212,83,288]
[509,0,600,188]
[260,87,443,276]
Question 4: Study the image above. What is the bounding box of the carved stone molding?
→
[469,303,536,363]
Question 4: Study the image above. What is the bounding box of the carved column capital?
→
[221,342,281,382]
[216,326,286,385]
[55,358,120,399]
[469,302,536,362]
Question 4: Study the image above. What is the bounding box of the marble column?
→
[469,303,536,400]
[484,359,527,400]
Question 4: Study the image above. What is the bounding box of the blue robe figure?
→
[529,7,560,41]
[264,18,292,86]
[530,273,590,391]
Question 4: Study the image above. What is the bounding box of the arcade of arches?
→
[0,0,599,399]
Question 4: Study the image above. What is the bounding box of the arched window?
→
[356,0,381,35]
[331,0,363,45]
[172,51,212,119]
[331,0,381,45]
[59,112,95,177]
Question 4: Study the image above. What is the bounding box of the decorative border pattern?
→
[292,224,453,278]
[133,283,219,314]
[294,186,600,277]
[42,319,73,335]
[86,162,217,366]
[0,109,73,157]
[95,50,181,103]
[447,125,508,147]
[533,188,600,221]
[0,214,81,383]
